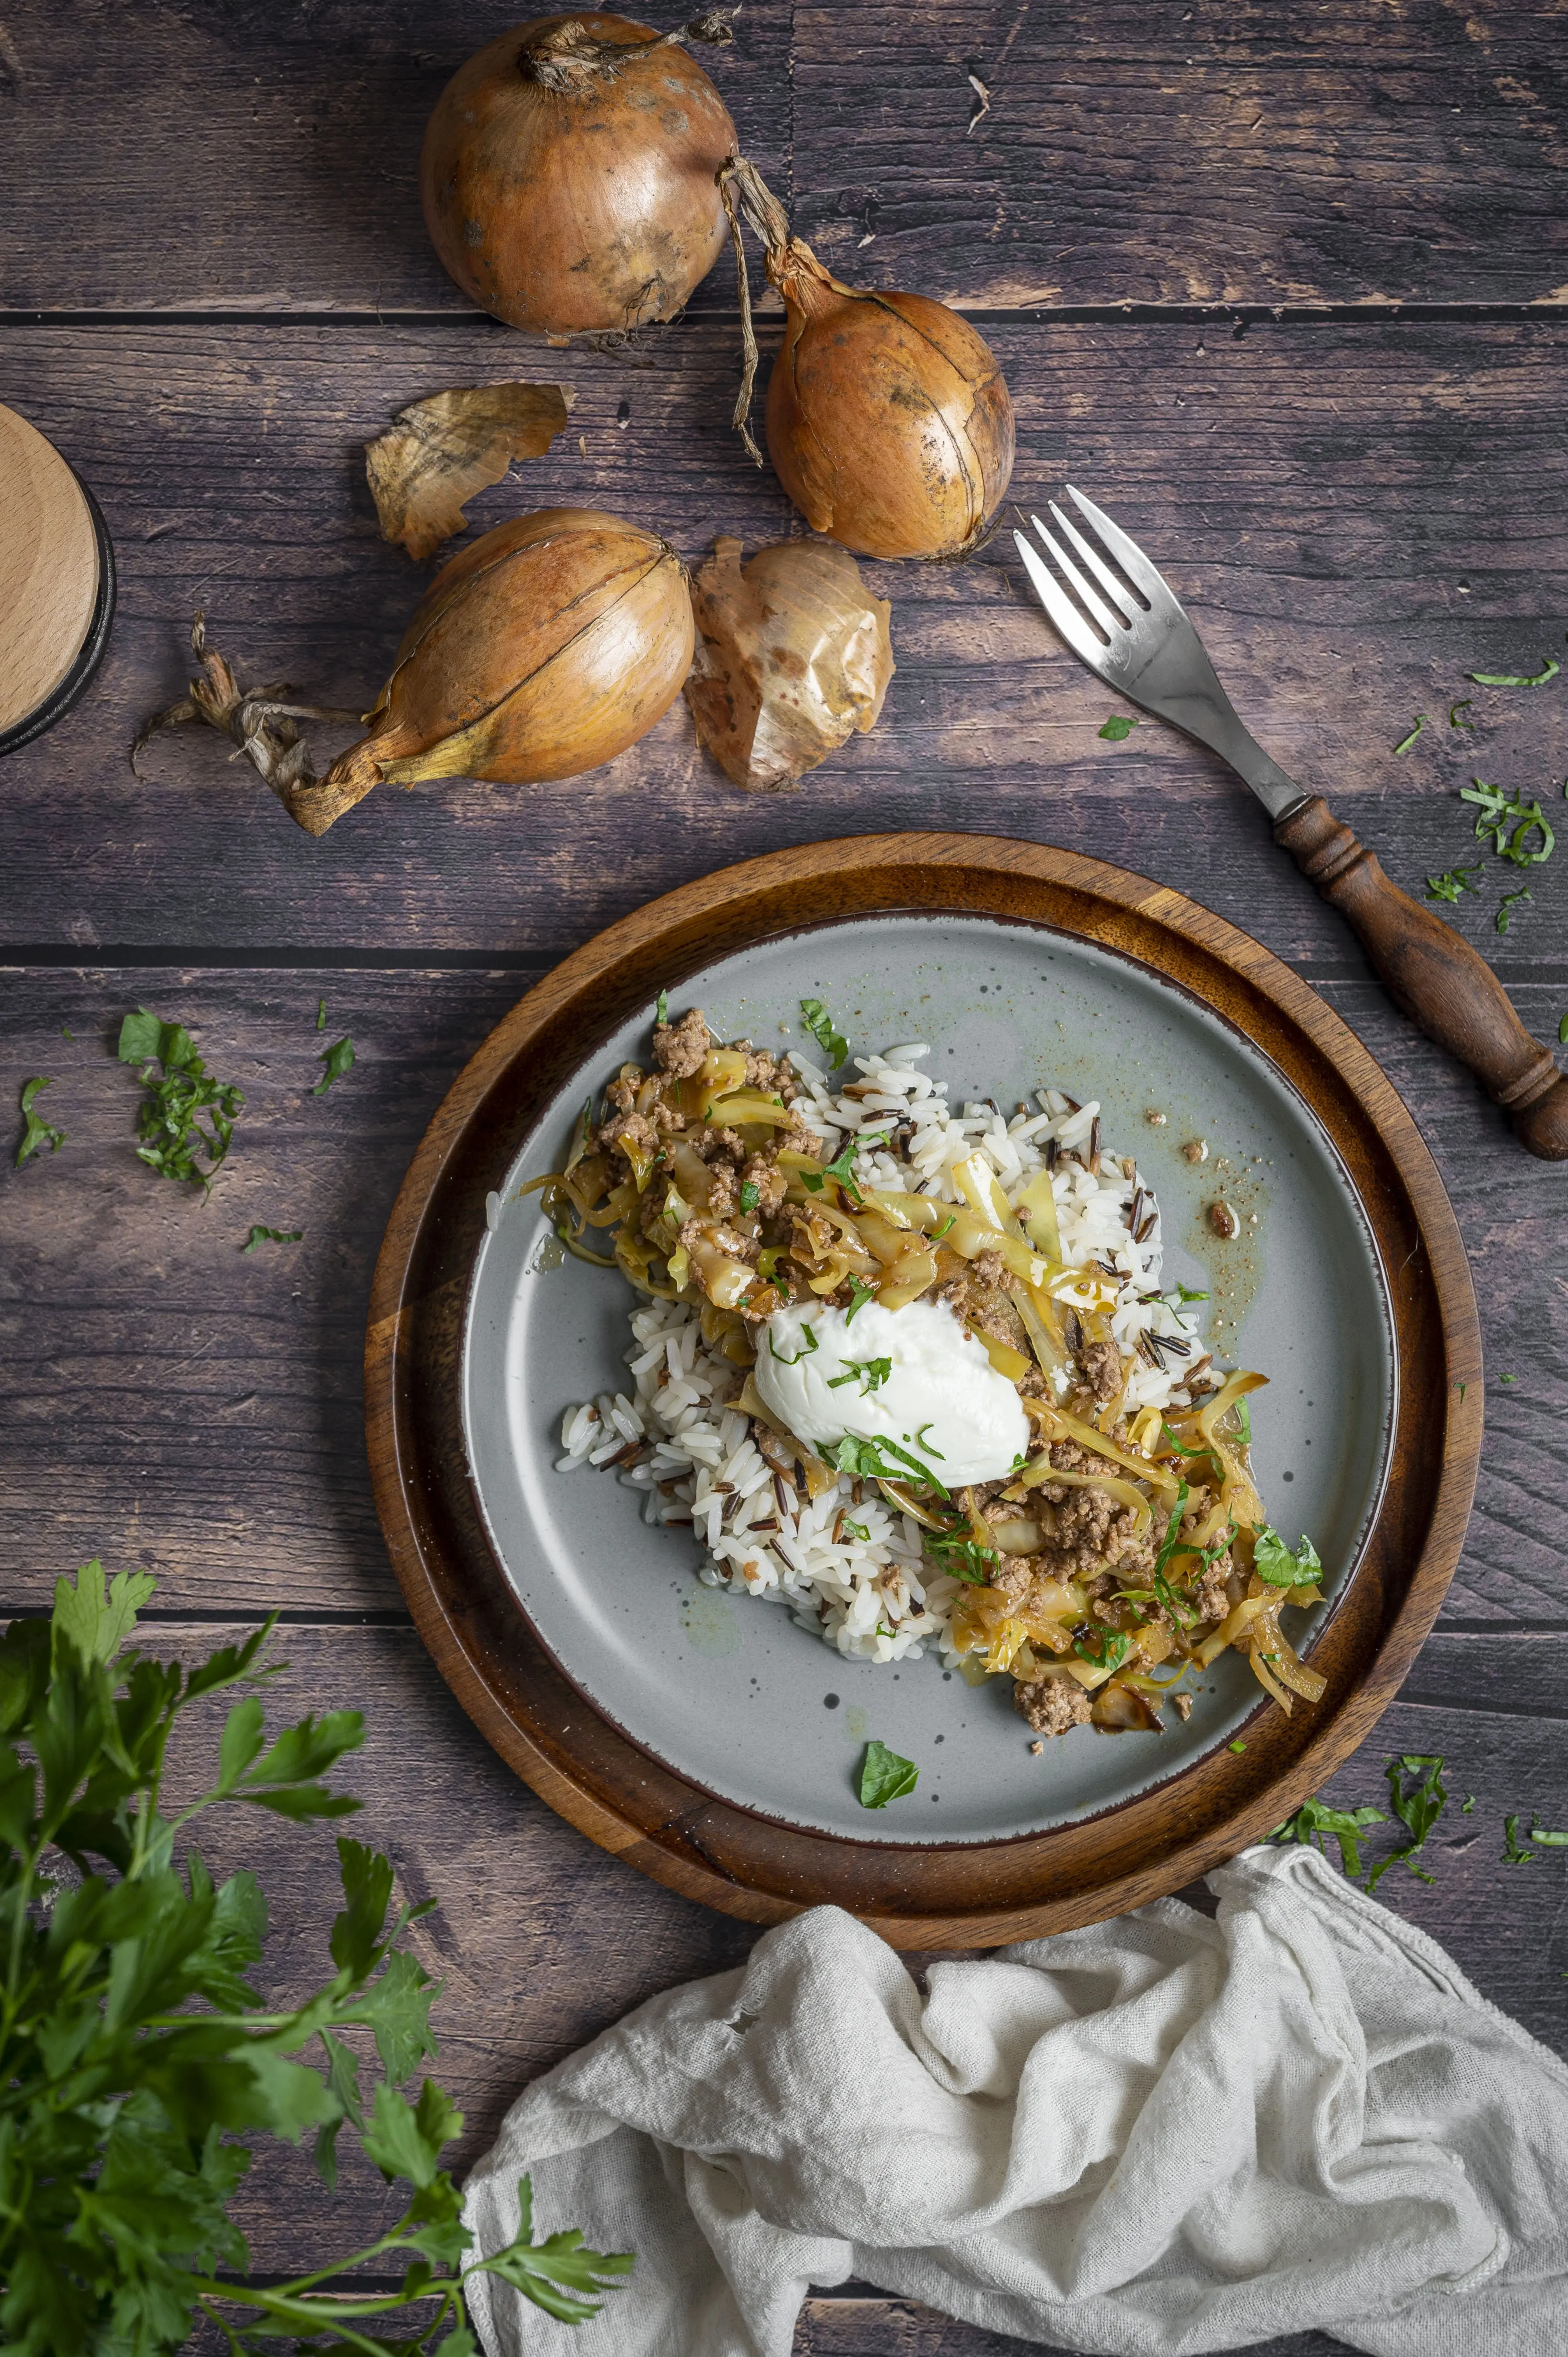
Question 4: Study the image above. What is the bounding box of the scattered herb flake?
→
[799,996,849,1068]
[843,1273,879,1325]
[912,1421,945,1458]
[1073,1628,1131,1672]
[739,1179,760,1212]
[1529,1821,1568,1848]
[1166,1281,1210,1305]
[315,996,327,1031]
[827,1355,893,1395]
[924,1535,997,1583]
[1253,1527,1324,1590]
[1499,1373,1518,1385]
[1502,1814,1537,1865]
[1462,1793,1475,1813]
[801,1130,888,1208]
[1560,1013,1568,1046]
[768,1322,818,1365]
[1460,779,1554,866]
[1228,1738,1247,1753]
[242,1225,304,1252]
[1467,657,1559,687]
[1448,698,1475,729]
[841,1519,871,1542]
[1496,885,1532,934]
[15,1074,66,1167]
[117,1008,244,1190]
[829,1432,948,1497]
[313,1035,356,1095]
[1424,863,1482,903]
[858,1738,919,1808]
[60,1025,75,1041]
[1364,1754,1447,1892]
[655,988,669,1026]
[1271,1795,1388,1880]
[1393,717,1424,756]
[1098,713,1139,741]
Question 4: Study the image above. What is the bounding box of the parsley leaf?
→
[15,1074,66,1167]
[1528,1820,1568,1848]
[315,995,327,1031]
[799,996,849,1068]
[923,1535,997,1583]
[1448,698,1474,729]
[844,1274,878,1323]
[117,1007,243,1190]
[1150,1480,1199,1627]
[1253,1526,1323,1589]
[1503,1813,1537,1865]
[827,1355,893,1395]
[1496,885,1532,934]
[1561,1012,1568,1046]
[242,1225,304,1252]
[913,1421,945,1457]
[1098,714,1138,741]
[655,987,669,1025]
[1460,779,1554,866]
[1165,1281,1210,1305]
[841,1519,871,1542]
[1425,863,1482,903]
[314,1035,356,1095]
[1073,1627,1131,1671]
[1392,716,1423,756]
[858,1739,918,1807]
[769,1321,817,1363]
[800,1130,888,1208]
[1467,656,1559,687]
[739,1179,760,1212]
[829,1432,948,1498]
[1271,1795,1388,1879]
[1364,1754,1447,1891]
[1228,1738,1247,1753]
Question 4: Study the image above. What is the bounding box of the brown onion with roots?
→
[720,158,1015,561]
[421,11,739,338]
[287,509,693,836]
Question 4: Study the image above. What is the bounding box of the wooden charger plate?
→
[366,834,1480,1947]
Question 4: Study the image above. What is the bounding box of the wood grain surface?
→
[4,5,1567,2349]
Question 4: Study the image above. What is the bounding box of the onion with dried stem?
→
[719,156,1015,560]
[421,11,739,338]
[287,508,693,836]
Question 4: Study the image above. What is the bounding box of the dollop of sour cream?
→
[752,1297,1030,1488]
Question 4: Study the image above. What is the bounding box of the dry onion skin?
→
[286,508,693,837]
[720,157,1015,560]
[421,10,739,338]
[684,534,894,790]
[365,382,573,561]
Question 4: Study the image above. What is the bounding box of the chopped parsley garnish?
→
[857,1739,918,1807]
[1496,885,1532,933]
[1150,1480,1199,1627]
[313,1035,356,1095]
[1561,1012,1568,1046]
[315,996,327,1031]
[60,1026,74,1042]
[1253,1527,1323,1589]
[1073,1627,1131,1671]
[828,1433,948,1498]
[799,996,849,1068]
[739,1179,760,1212]
[15,1075,65,1167]
[1502,1814,1536,1865]
[800,1130,888,1207]
[1461,779,1554,866]
[931,1213,957,1242]
[1528,1821,1568,1847]
[1271,1795,1388,1880]
[655,988,668,1026]
[923,1535,996,1583]
[1499,1373,1517,1385]
[841,1519,871,1542]
[768,1322,818,1364]
[843,1274,878,1324]
[1364,1754,1446,1891]
[1098,714,1138,741]
[1467,656,1559,687]
[1231,1398,1252,1445]
[912,1421,945,1458]
[1462,1794,1475,1814]
[828,1355,892,1395]
[1165,1282,1210,1306]
[1161,1422,1209,1459]
[1425,863,1482,903]
[117,1008,243,1190]
[1448,698,1474,728]
[1228,1738,1247,1753]
[1392,716,1423,755]
[242,1225,304,1252]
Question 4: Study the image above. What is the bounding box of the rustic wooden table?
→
[3,7,1566,2351]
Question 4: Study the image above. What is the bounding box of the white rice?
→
[555,1043,1208,1667]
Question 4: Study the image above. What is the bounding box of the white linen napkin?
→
[462,1843,1568,2357]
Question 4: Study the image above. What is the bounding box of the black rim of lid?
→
[0,469,117,760]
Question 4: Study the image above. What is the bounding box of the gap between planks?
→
[3,301,1567,331]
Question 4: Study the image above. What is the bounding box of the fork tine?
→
[1026,513,1126,641]
[1047,501,1143,624]
[1012,532,1107,669]
[1064,485,1181,612]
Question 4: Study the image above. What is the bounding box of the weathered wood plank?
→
[125,1620,1568,2288]
[794,2304,1348,2357]
[3,966,1564,1618]
[2,3,1566,312]
[0,320,1565,963]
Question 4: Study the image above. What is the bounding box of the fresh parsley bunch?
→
[0,1564,630,2353]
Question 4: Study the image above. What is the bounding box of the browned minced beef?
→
[743,1047,792,1092]
[1028,1440,1155,1582]
[1076,1339,1125,1403]
[1013,1675,1093,1737]
[705,1161,740,1217]
[678,1214,760,1269]
[603,1072,638,1115]
[741,1153,788,1215]
[652,1007,711,1079]
[598,1107,658,1162]
[970,1248,1010,1288]
[1195,1550,1236,1624]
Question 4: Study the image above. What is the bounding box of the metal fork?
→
[1013,488,1568,1160]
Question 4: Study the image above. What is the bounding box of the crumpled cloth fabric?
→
[462,1843,1568,2357]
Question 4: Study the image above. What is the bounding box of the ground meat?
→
[970,1248,1010,1288]
[705,1161,739,1217]
[652,1007,711,1079]
[1195,1549,1235,1624]
[1076,1340,1125,1403]
[603,1072,638,1114]
[678,1214,759,1269]
[1013,1674,1093,1737]
[1023,1440,1154,1582]
[599,1108,658,1162]
[936,1273,971,1316]
[741,1153,788,1215]
[744,1048,786,1089]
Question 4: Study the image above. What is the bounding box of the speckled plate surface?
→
[461,911,1397,1847]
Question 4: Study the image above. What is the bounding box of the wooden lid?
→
[0,405,101,735]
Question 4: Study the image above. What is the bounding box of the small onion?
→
[288,508,692,836]
[421,11,739,337]
[720,158,1015,560]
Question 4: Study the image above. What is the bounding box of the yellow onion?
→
[421,12,738,337]
[287,508,692,836]
[720,158,1015,560]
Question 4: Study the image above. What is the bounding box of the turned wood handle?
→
[1276,795,1568,1160]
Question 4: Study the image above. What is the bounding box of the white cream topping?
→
[752,1297,1030,1488]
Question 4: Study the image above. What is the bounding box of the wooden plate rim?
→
[365,832,1482,1947]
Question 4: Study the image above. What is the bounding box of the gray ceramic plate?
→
[461,913,1396,1846]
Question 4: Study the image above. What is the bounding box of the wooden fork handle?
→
[1275,795,1568,1160]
